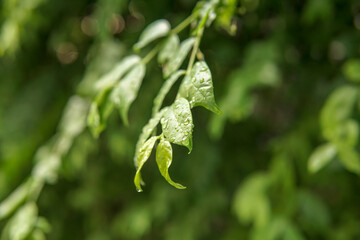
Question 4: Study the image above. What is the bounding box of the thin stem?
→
[171,11,199,35]
[141,44,161,65]
[186,27,204,75]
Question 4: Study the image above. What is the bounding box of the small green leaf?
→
[343,59,360,83]
[58,96,89,137]
[337,145,360,174]
[152,70,185,116]
[233,173,270,228]
[133,19,171,52]
[163,37,195,78]
[134,108,168,166]
[158,34,179,64]
[0,180,30,220]
[156,138,186,189]
[111,63,146,125]
[1,202,38,240]
[160,98,193,152]
[94,55,141,91]
[87,89,114,138]
[308,143,337,173]
[320,86,358,141]
[134,136,159,192]
[177,61,221,114]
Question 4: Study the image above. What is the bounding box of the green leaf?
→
[134,108,168,166]
[152,70,185,116]
[58,96,89,137]
[0,180,30,220]
[177,61,221,114]
[156,138,186,189]
[337,145,360,174]
[87,102,103,138]
[308,143,337,173]
[163,37,195,78]
[134,136,159,192]
[111,63,146,125]
[158,34,179,64]
[87,88,114,138]
[94,55,141,91]
[133,19,171,52]
[160,98,193,152]
[343,59,360,83]
[1,202,38,240]
[320,86,358,141]
[233,173,270,228]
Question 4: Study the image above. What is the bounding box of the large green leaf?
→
[94,55,141,91]
[134,136,159,192]
[152,70,185,116]
[133,20,171,52]
[158,34,179,64]
[111,63,146,125]
[177,61,221,114]
[160,98,193,152]
[163,37,195,78]
[308,143,337,173]
[156,138,186,189]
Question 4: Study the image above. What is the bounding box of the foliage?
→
[1,0,360,239]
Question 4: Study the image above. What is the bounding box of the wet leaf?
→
[163,38,195,78]
[133,20,171,52]
[134,136,159,192]
[160,98,193,152]
[158,34,179,64]
[152,70,185,116]
[111,63,146,125]
[308,143,337,173]
[156,138,186,189]
[177,61,221,114]
[94,55,141,90]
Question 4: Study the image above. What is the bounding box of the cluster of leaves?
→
[87,0,222,191]
[1,0,360,239]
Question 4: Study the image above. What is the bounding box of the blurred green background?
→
[1,0,360,239]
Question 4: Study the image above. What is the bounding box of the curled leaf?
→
[178,61,221,114]
[111,63,146,125]
[156,138,186,189]
[160,98,193,152]
[134,136,159,192]
[133,19,171,52]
